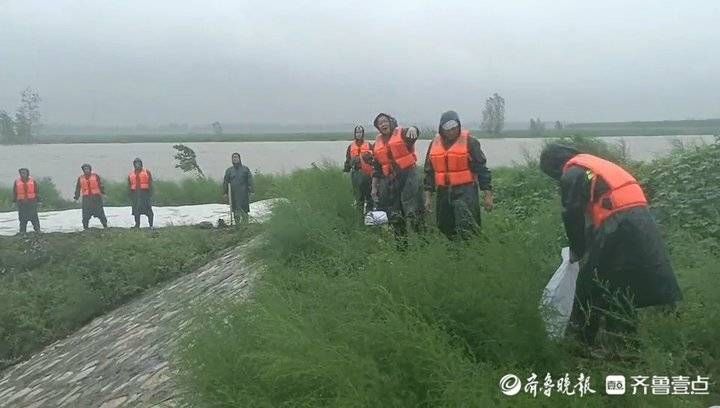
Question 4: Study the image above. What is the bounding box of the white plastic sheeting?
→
[0,199,283,236]
[540,247,580,339]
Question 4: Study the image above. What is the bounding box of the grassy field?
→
[0,225,258,369]
[177,137,720,406]
[567,118,720,137]
[22,118,720,144]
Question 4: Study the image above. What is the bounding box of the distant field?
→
[29,118,720,144]
[566,118,720,137]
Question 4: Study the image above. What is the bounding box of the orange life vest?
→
[429,130,476,187]
[563,154,648,228]
[129,169,151,191]
[15,177,37,201]
[79,173,102,196]
[349,141,374,176]
[373,127,416,176]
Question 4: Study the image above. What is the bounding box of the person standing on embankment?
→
[223,152,254,224]
[74,163,108,229]
[423,110,493,240]
[128,157,155,229]
[370,113,425,243]
[343,125,374,221]
[539,144,682,345]
[12,167,41,233]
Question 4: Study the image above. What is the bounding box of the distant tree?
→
[554,121,563,131]
[0,88,41,144]
[212,121,223,136]
[0,111,16,144]
[529,117,545,137]
[15,87,42,143]
[173,144,205,179]
[480,93,505,135]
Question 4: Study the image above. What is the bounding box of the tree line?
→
[1,87,572,144]
[0,88,42,145]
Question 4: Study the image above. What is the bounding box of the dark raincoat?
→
[74,172,108,227]
[12,177,40,232]
[223,163,253,214]
[561,165,682,308]
[424,111,492,239]
[343,141,374,214]
[128,169,154,216]
[371,114,424,233]
[541,144,682,342]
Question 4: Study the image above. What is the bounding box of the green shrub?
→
[636,137,720,239]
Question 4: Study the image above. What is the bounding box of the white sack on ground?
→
[540,247,580,339]
[364,210,389,226]
[0,199,283,236]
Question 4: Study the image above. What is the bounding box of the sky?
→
[1,0,719,128]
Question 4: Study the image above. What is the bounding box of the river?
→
[0,135,713,197]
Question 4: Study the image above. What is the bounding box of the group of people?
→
[344,110,682,344]
[344,111,494,241]
[10,153,254,232]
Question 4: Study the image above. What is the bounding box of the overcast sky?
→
[1,0,719,127]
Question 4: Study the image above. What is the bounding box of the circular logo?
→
[499,374,522,396]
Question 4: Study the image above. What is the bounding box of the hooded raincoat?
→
[540,144,682,343]
[424,111,492,239]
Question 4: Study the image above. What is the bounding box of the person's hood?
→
[438,110,461,136]
[232,152,242,167]
[373,113,397,132]
[353,125,365,141]
[539,143,580,180]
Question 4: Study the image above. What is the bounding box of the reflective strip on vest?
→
[563,154,648,228]
[429,130,475,187]
[349,141,374,176]
[129,169,151,190]
[374,127,416,176]
[79,174,102,196]
[15,177,37,200]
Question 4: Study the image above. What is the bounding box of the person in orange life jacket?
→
[540,144,682,345]
[370,113,425,240]
[423,111,493,240]
[12,167,41,233]
[343,125,374,217]
[74,163,108,229]
[128,158,154,229]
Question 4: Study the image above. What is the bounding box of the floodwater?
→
[0,135,713,197]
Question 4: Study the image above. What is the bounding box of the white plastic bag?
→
[364,210,389,226]
[540,247,580,339]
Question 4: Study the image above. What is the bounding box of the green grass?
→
[0,226,258,369]
[26,122,719,145]
[177,140,720,406]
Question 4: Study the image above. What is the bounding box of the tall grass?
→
[0,226,257,368]
[179,154,720,406]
